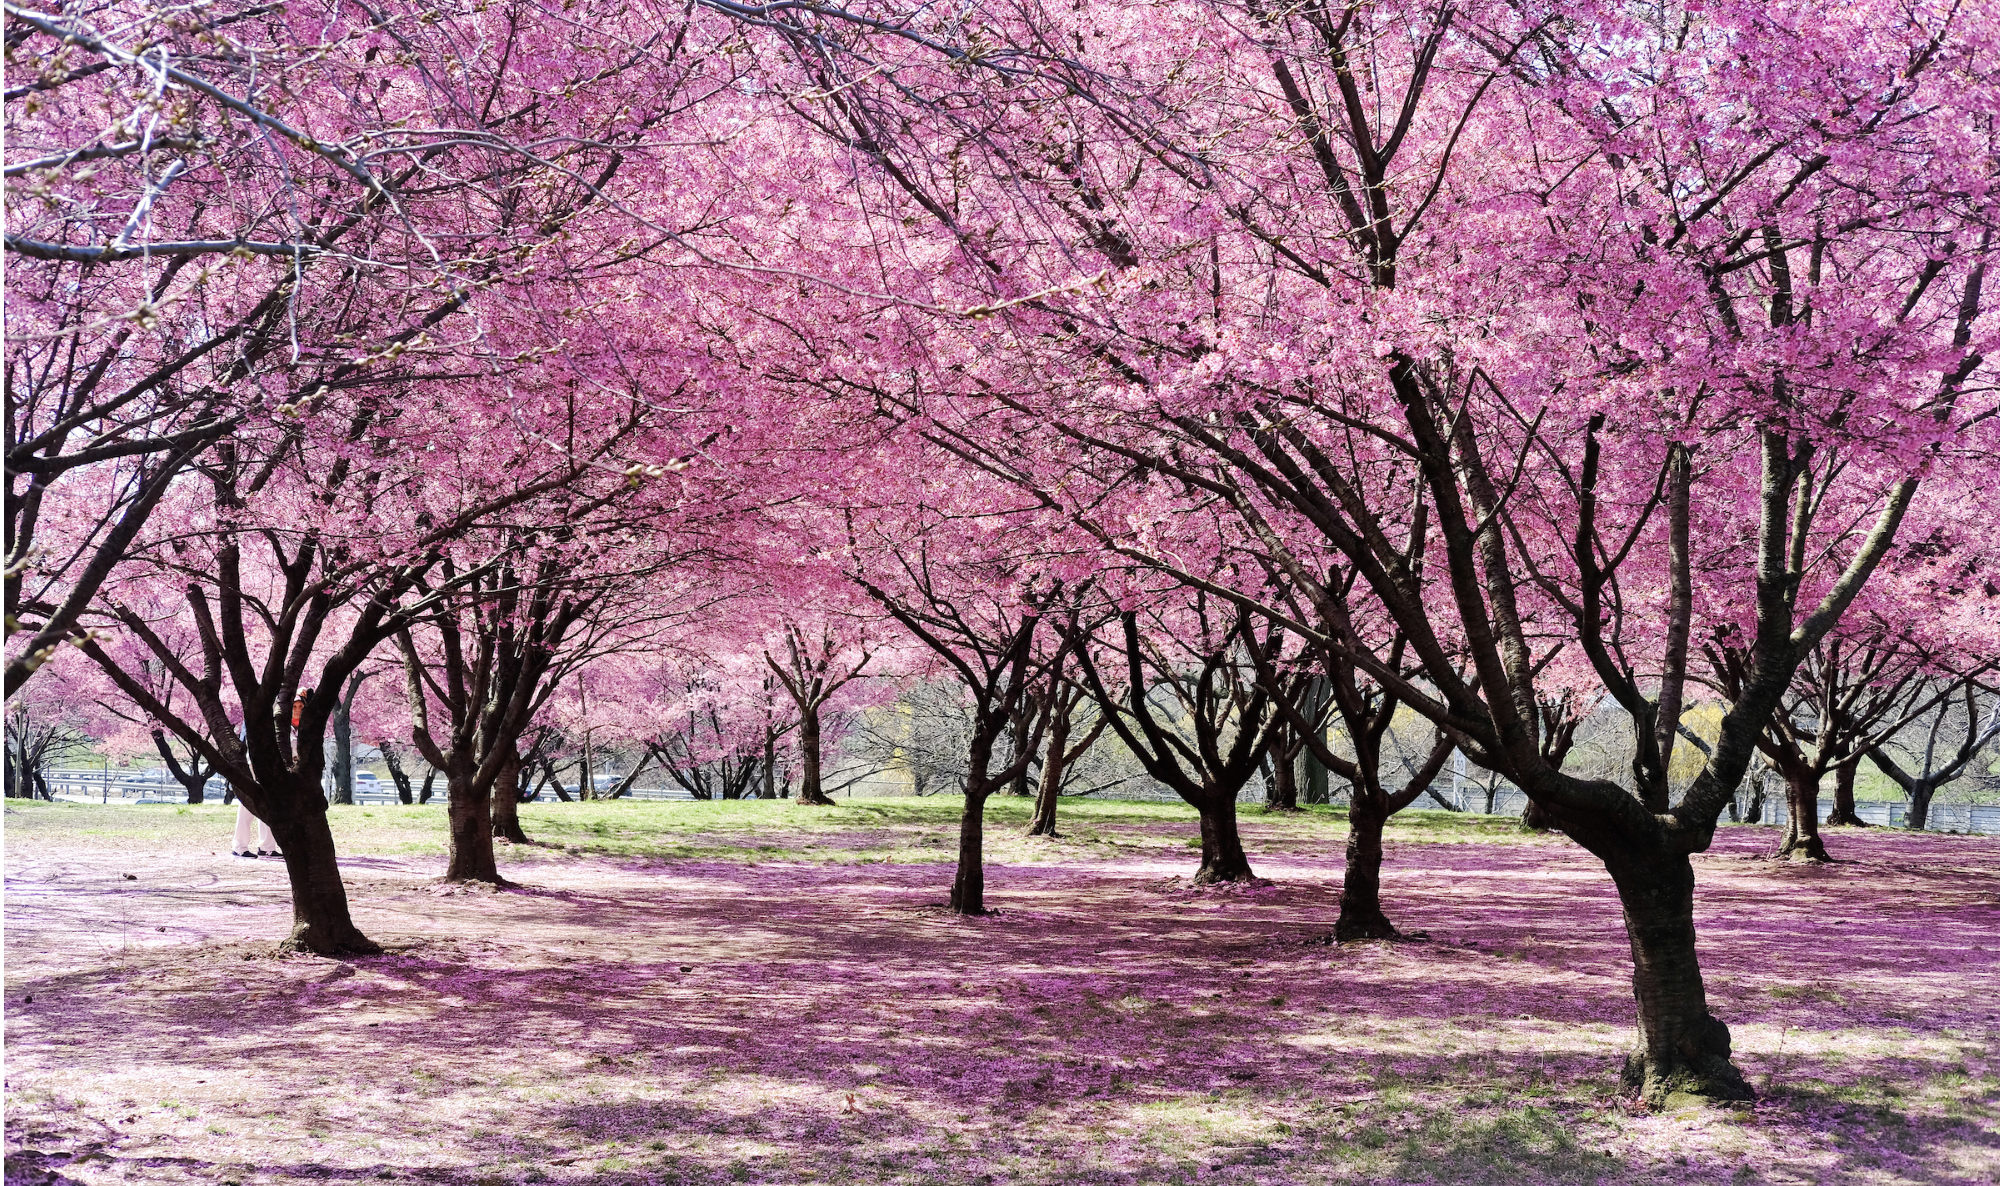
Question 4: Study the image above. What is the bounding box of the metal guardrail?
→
[29,767,2000,833]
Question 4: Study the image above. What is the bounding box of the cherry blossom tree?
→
[712,0,1999,1106]
[4,0,740,692]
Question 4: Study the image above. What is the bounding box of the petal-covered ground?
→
[4,798,1996,1186]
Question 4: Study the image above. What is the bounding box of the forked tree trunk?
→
[796,711,836,806]
[950,786,994,914]
[1335,787,1395,940]
[445,769,504,883]
[1778,768,1829,861]
[491,745,528,843]
[264,793,380,956]
[1025,711,1070,837]
[1606,849,1755,1107]
[1194,795,1255,884]
[1823,761,1867,827]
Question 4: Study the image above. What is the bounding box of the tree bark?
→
[796,709,837,805]
[1266,738,1300,811]
[1335,788,1395,940]
[1025,708,1070,837]
[330,698,354,806]
[1823,760,1867,827]
[381,745,416,805]
[490,742,528,843]
[1305,754,1330,805]
[264,793,380,956]
[1194,795,1255,884]
[1606,849,1754,1107]
[1905,783,1935,831]
[444,766,504,883]
[152,727,210,804]
[950,787,993,914]
[1742,770,1766,823]
[1777,767,1830,861]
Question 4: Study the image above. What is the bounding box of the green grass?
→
[1,794,1547,865]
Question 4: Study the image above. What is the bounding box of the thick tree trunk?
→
[1522,798,1558,831]
[1823,761,1867,827]
[796,710,836,805]
[1777,768,1829,861]
[444,771,504,883]
[950,788,992,914]
[1193,795,1255,884]
[491,744,528,843]
[1606,850,1754,1107]
[1905,783,1934,831]
[1334,788,1395,940]
[264,797,380,956]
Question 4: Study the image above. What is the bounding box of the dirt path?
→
[5,802,1997,1185]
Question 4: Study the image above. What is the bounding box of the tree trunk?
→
[1522,798,1558,831]
[950,788,992,914]
[1742,772,1766,823]
[1305,750,1330,805]
[1334,787,1395,940]
[1025,710,1070,837]
[1905,782,1935,831]
[1009,726,1034,796]
[1777,767,1829,861]
[1606,849,1754,1107]
[153,727,208,804]
[1823,761,1867,827]
[491,744,528,843]
[1266,743,1300,811]
[381,746,415,804]
[1193,795,1255,884]
[330,697,354,806]
[444,769,504,883]
[264,794,380,956]
[796,709,836,805]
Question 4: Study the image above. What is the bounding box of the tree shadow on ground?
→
[7,822,1997,1185]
